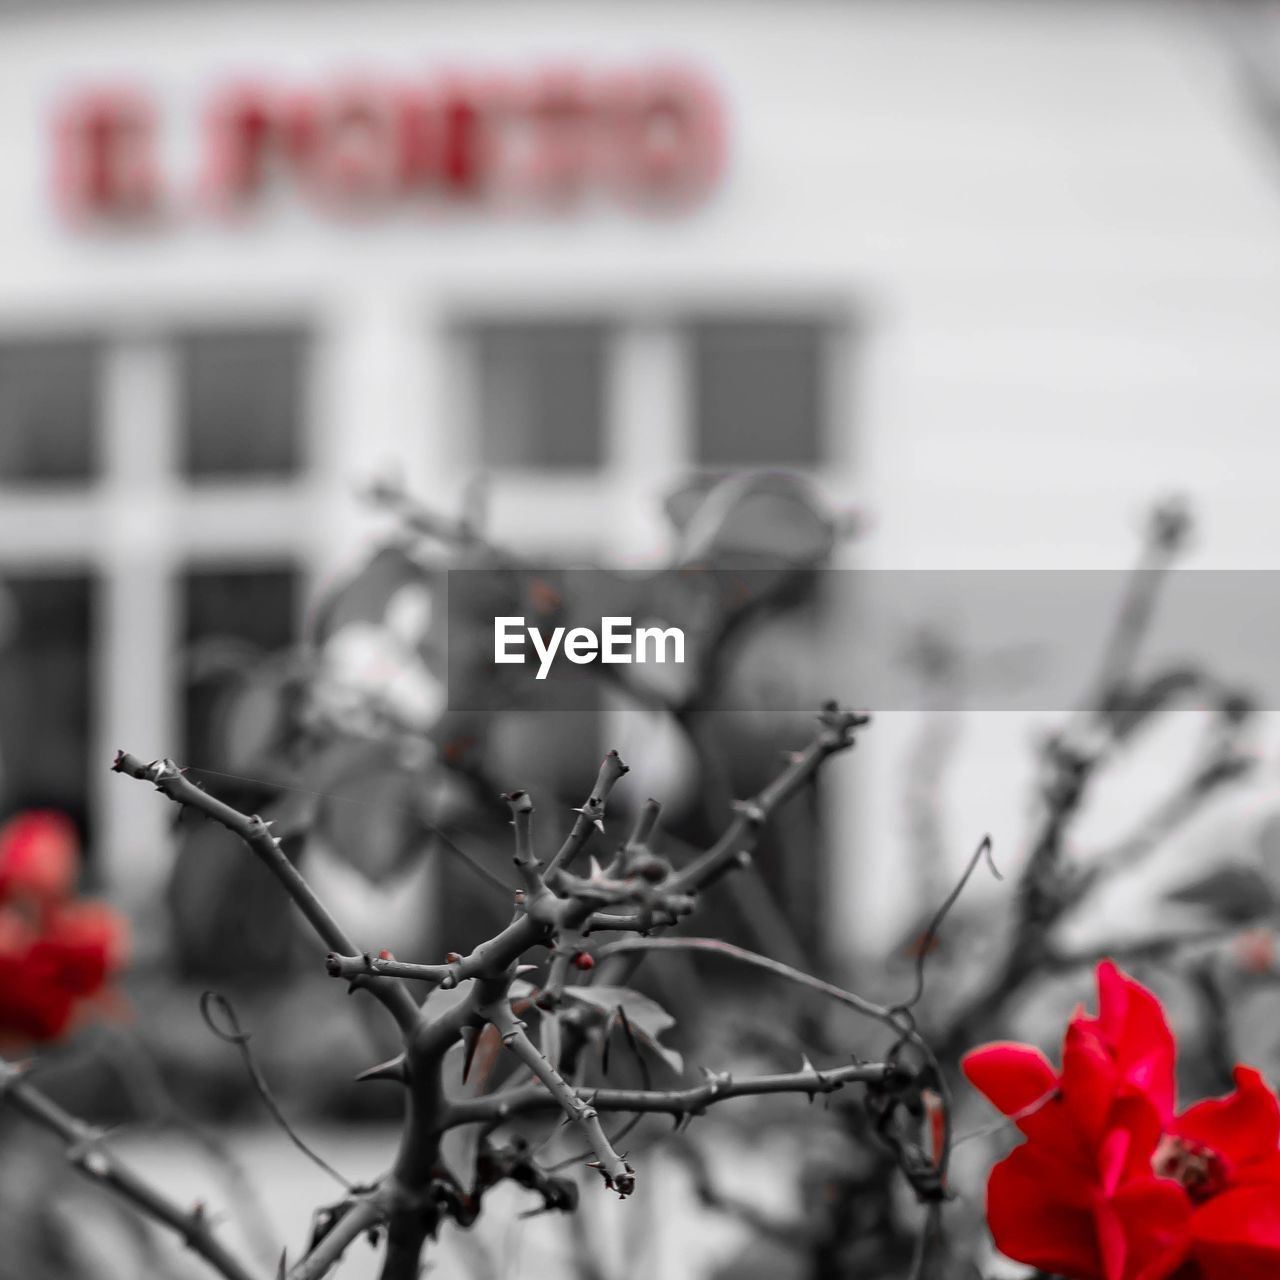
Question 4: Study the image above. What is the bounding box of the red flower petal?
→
[987,1141,1103,1279]
[36,901,128,996]
[1074,962,1177,1121]
[1063,1017,1124,1146]
[0,951,76,1042]
[963,1041,1057,1115]
[0,906,36,956]
[1096,1177,1192,1280]
[964,1040,1095,1165]
[1173,1067,1280,1176]
[1189,1184,1280,1280]
[0,810,79,904]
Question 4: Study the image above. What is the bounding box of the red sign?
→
[54,66,726,225]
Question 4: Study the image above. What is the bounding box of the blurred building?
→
[1,0,1279,944]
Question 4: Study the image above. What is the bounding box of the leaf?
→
[214,657,305,778]
[560,986,683,1075]
[560,985,675,1035]
[1165,865,1277,924]
[267,738,433,884]
[308,546,425,646]
[665,472,837,568]
[316,762,428,884]
[469,1024,504,1091]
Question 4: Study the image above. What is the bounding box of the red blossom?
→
[963,961,1280,1280]
[0,810,79,902]
[0,811,128,1046]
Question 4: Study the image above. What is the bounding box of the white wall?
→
[2,0,1279,947]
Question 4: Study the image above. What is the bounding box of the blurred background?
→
[3,1,1280,1277]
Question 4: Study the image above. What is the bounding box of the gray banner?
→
[441,567,1272,713]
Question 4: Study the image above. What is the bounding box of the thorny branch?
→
[444,1059,902,1129]
[590,935,954,1196]
[0,1058,260,1280]
[369,475,847,972]
[111,751,420,1035]
[38,699,932,1280]
[936,499,1256,1059]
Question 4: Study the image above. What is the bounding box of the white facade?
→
[2,0,1279,949]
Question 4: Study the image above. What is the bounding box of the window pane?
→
[0,340,98,483]
[0,574,95,852]
[179,330,305,479]
[691,318,827,466]
[181,566,299,772]
[469,320,606,468]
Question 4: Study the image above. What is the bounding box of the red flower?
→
[0,810,78,902]
[0,811,128,1046]
[964,961,1280,1280]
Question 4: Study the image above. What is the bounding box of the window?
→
[178,329,305,479]
[689,318,828,467]
[0,339,99,483]
[180,566,299,772]
[0,573,95,852]
[466,320,607,468]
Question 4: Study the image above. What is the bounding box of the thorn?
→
[460,1026,481,1084]
[588,856,605,882]
[276,1248,288,1280]
[593,818,605,835]
[355,1053,408,1085]
[515,963,538,976]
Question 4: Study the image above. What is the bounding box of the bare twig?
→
[480,997,635,1196]
[446,1059,899,1128]
[112,751,419,1033]
[544,751,631,884]
[588,936,951,1192]
[200,992,353,1192]
[896,836,1000,1014]
[110,700,931,1279]
[0,1059,262,1280]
